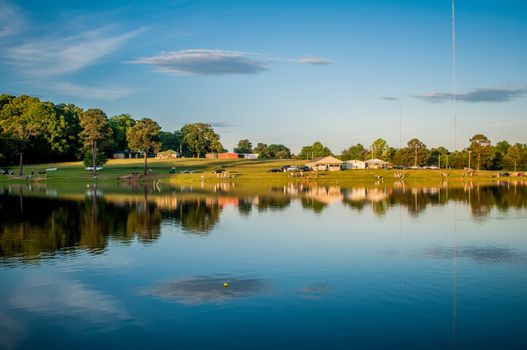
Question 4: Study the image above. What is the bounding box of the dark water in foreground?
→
[0,182,526,349]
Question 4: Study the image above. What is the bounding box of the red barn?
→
[217,152,241,159]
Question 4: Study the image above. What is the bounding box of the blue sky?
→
[1,0,526,152]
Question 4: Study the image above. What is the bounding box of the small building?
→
[112,150,141,159]
[156,150,179,159]
[206,153,218,159]
[306,156,343,171]
[365,158,392,169]
[218,152,241,159]
[241,153,259,160]
[342,159,366,170]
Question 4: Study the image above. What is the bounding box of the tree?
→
[234,139,253,154]
[180,123,223,158]
[369,138,389,160]
[430,147,449,168]
[407,138,428,167]
[469,134,492,170]
[253,143,270,159]
[46,103,83,161]
[268,144,291,159]
[159,130,185,155]
[503,144,522,171]
[127,118,161,175]
[0,95,51,175]
[109,114,135,150]
[298,141,332,159]
[79,109,113,177]
[341,143,366,161]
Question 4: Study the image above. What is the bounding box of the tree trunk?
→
[93,140,97,178]
[19,151,23,176]
[477,154,480,171]
[144,150,148,176]
[414,149,418,167]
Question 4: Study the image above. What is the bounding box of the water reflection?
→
[144,275,268,305]
[0,181,526,265]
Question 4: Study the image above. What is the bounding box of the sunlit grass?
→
[0,157,515,184]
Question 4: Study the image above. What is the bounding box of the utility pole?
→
[452,0,457,151]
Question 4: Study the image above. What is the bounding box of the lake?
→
[1,181,526,349]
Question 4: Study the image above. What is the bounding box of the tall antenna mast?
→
[452,0,457,150]
[399,99,402,148]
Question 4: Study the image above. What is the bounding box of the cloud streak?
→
[413,87,527,103]
[0,1,24,38]
[130,49,270,76]
[46,81,139,100]
[5,27,141,77]
[296,56,334,66]
[380,96,399,101]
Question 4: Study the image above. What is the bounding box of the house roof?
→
[365,158,388,164]
[306,156,343,165]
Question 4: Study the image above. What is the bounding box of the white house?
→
[342,159,366,169]
[241,153,259,159]
[306,156,343,171]
[365,158,392,169]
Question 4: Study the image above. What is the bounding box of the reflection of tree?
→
[238,198,253,216]
[126,204,161,243]
[162,198,221,234]
[300,198,327,213]
[0,191,162,264]
[256,196,291,212]
[340,184,527,218]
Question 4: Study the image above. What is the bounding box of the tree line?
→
[1,94,526,172]
[0,94,226,175]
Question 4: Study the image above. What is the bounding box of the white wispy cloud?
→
[130,49,271,75]
[380,96,399,101]
[0,1,24,38]
[9,275,130,322]
[413,87,527,103]
[46,81,140,100]
[5,27,141,77]
[295,56,334,66]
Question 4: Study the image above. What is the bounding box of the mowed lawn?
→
[0,157,514,184]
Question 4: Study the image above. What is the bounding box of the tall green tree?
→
[469,134,492,170]
[253,143,270,159]
[503,144,522,171]
[0,95,51,175]
[159,130,185,154]
[268,144,291,159]
[341,143,366,161]
[109,114,136,150]
[298,141,332,159]
[234,139,253,154]
[47,103,83,161]
[369,138,390,160]
[407,138,428,167]
[79,109,113,177]
[127,118,161,175]
[180,123,223,158]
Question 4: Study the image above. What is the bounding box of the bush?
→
[83,150,108,167]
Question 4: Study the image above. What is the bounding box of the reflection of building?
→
[343,187,390,202]
[306,156,343,171]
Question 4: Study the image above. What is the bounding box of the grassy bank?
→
[0,158,519,185]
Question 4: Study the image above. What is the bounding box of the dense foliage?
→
[1,94,526,170]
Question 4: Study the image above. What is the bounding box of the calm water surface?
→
[1,181,526,349]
